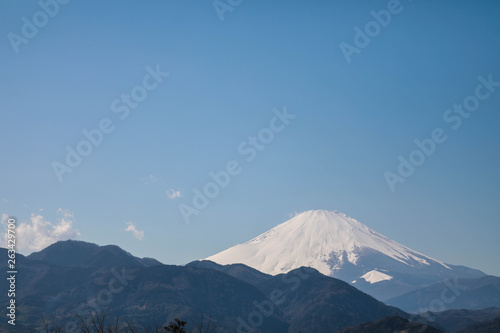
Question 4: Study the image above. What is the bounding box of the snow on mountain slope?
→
[360,270,393,284]
[207,210,448,276]
[206,210,485,300]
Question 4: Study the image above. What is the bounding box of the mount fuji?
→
[206,210,485,300]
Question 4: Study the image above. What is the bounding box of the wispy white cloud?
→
[142,174,162,185]
[0,209,80,253]
[124,222,144,240]
[148,174,160,183]
[166,188,181,200]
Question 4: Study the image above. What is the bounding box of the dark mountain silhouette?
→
[27,240,163,268]
[0,240,418,332]
[187,261,500,332]
[457,315,500,333]
[1,245,288,332]
[255,267,408,333]
[187,259,272,285]
[335,316,442,333]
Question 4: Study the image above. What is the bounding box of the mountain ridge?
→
[387,275,500,313]
[27,239,163,268]
[0,241,416,332]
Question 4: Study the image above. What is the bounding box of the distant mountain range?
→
[1,210,498,332]
[386,275,500,313]
[414,307,500,332]
[0,241,416,332]
[1,243,286,332]
[206,210,486,300]
[188,261,409,333]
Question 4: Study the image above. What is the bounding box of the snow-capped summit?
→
[206,209,485,300]
[208,209,446,276]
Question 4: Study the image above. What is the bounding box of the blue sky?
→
[1,0,499,276]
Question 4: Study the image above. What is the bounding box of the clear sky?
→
[1,1,499,276]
